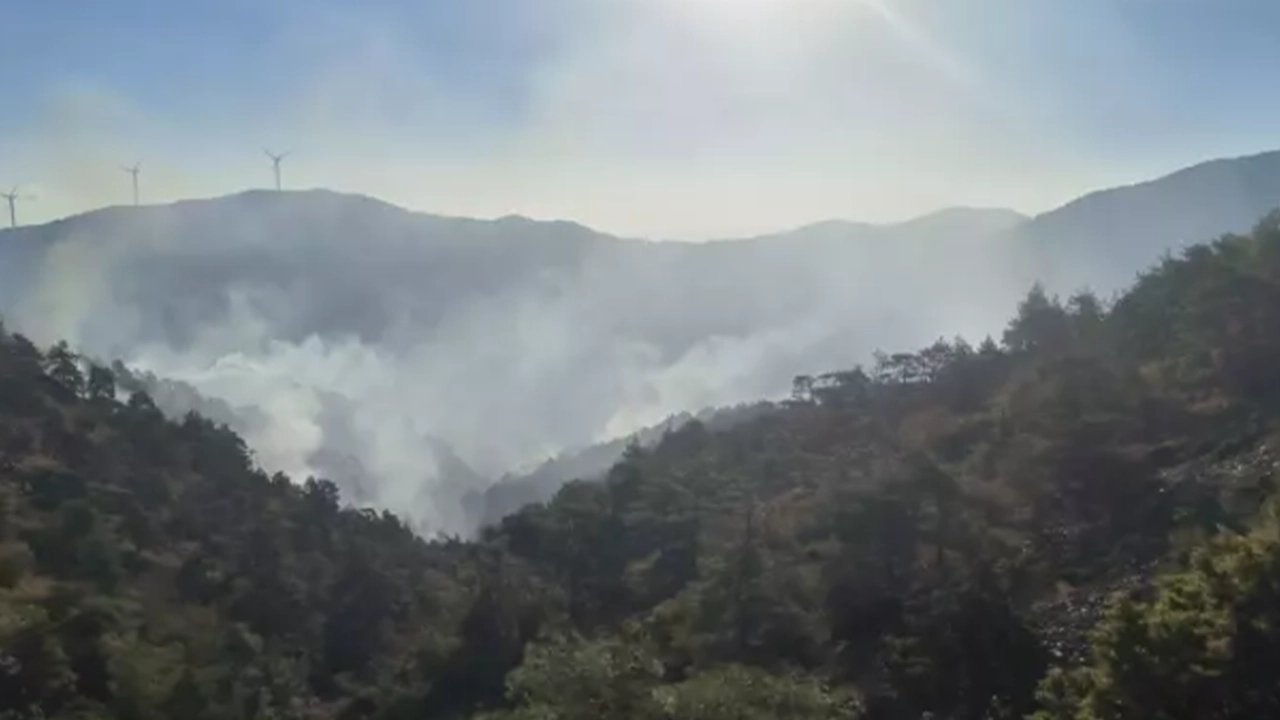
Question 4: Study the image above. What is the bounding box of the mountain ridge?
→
[1027,149,1280,223]
[9,148,1279,250]
[0,189,1028,249]
[1017,148,1280,293]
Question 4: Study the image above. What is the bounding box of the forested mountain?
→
[1,150,1280,536]
[8,212,1280,718]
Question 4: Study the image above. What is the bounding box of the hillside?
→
[472,402,777,528]
[7,213,1280,718]
[1,150,1280,537]
[1017,149,1280,295]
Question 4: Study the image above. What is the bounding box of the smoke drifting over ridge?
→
[0,190,1032,535]
[5,147,1280,535]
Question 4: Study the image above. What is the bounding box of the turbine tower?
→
[1,186,24,229]
[122,162,141,206]
[264,149,290,191]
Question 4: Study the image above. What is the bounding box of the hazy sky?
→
[3,0,1280,238]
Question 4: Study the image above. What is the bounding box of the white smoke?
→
[0,0,1069,537]
[0,191,1029,536]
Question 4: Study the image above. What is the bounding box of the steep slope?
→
[471,211,1280,720]
[472,401,776,528]
[0,328,479,719]
[1018,149,1280,295]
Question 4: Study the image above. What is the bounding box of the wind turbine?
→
[121,162,141,206]
[1,186,31,229]
[264,149,290,191]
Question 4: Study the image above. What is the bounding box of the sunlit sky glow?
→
[2,0,1280,238]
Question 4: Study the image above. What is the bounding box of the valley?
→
[3,150,1279,536]
[5,210,1280,718]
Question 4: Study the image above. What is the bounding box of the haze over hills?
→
[473,401,778,529]
[13,196,1280,720]
[2,149,1280,534]
[1016,149,1280,294]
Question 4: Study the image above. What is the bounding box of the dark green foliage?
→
[0,328,467,719]
[416,561,549,718]
[83,363,116,405]
[44,342,85,399]
[870,586,1047,720]
[1034,502,1280,720]
[479,635,855,720]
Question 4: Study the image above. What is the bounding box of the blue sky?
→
[3,0,1280,237]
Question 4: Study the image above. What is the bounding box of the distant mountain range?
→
[2,149,1280,533]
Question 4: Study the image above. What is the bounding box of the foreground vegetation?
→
[8,214,1280,718]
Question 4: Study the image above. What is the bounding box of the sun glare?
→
[669,0,891,39]
[664,0,848,43]
[670,0,970,88]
